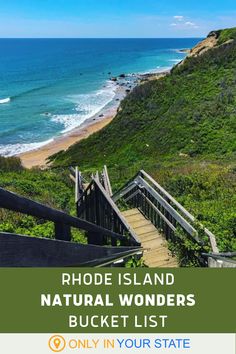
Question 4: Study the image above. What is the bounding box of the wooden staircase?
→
[70,166,232,268]
[122,208,178,268]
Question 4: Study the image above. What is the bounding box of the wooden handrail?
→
[203,252,236,257]
[102,165,113,196]
[112,180,139,202]
[136,175,199,240]
[112,172,140,200]
[202,253,236,265]
[140,170,219,252]
[135,189,177,232]
[76,177,140,246]
[94,177,139,244]
[0,232,141,267]
[140,170,195,221]
[113,169,219,253]
[0,187,128,242]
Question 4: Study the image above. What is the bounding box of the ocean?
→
[0,38,200,157]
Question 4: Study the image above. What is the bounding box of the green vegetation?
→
[0,157,85,243]
[0,155,23,172]
[50,28,236,252]
[217,27,236,45]
[157,164,236,252]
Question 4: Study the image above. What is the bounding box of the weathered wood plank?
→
[55,223,71,241]
[140,170,219,252]
[0,232,142,267]
[203,253,236,265]
[103,165,113,196]
[114,170,218,253]
[93,178,140,244]
[136,176,199,240]
[122,209,178,268]
[112,181,138,202]
[207,257,236,268]
[69,174,76,183]
[75,166,79,203]
[140,170,195,221]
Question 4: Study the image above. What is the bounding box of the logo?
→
[48,335,66,352]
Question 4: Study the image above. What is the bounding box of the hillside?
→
[49,28,236,251]
[51,28,236,168]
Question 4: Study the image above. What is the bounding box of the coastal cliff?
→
[185,30,219,58]
[49,27,236,251]
[179,27,236,62]
[51,27,236,168]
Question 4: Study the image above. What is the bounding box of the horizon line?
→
[0,36,204,40]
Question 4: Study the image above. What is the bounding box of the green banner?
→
[0,268,235,333]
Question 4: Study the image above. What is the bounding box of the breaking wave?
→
[0,97,10,104]
[51,82,117,133]
[0,139,54,157]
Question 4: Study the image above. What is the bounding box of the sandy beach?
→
[20,113,115,168]
[19,71,170,169]
[19,79,128,169]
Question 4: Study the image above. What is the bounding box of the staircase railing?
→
[77,177,140,247]
[101,165,113,197]
[69,166,233,268]
[0,187,141,266]
[113,170,221,265]
[202,253,236,268]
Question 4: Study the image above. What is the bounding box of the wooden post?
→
[87,232,104,245]
[103,165,113,196]
[75,166,79,203]
[55,223,71,241]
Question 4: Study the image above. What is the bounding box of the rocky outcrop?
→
[176,31,219,68]
[178,29,235,66]
[188,31,218,57]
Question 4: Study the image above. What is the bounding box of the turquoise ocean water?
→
[0,38,200,156]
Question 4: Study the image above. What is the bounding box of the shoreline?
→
[19,69,171,169]
[20,110,116,169]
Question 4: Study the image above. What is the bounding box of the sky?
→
[0,0,235,38]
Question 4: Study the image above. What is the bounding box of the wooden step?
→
[121,208,179,268]
[145,252,172,263]
[138,229,162,237]
[125,213,146,223]
[122,208,139,217]
[145,244,167,252]
[124,210,145,218]
[138,231,163,241]
[144,247,171,257]
[141,239,164,249]
[149,259,179,268]
[141,239,165,251]
[130,219,152,229]
[135,224,157,235]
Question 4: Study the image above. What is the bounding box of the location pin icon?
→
[54,338,61,349]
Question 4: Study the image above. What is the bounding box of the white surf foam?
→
[0,82,117,157]
[169,59,182,63]
[0,97,10,104]
[0,138,54,157]
[138,66,173,75]
[138,66,161,75]
[174,49,189,54]
[51,82,117,133]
